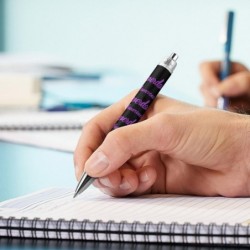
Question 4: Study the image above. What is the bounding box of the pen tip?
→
[171,53,178,61]
[73,193,78,199]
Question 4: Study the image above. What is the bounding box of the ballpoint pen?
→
[73,52,178,198]
[217,11,234,110]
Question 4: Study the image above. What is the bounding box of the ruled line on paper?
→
[1,188,250,225]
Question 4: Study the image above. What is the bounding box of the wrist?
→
[225,113,250,196]
[242,115,250,159]
[232,113,249,152]
[234,114,250,175]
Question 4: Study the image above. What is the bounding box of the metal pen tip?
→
[160,52,178,74]
[73,172,96,198]
[171,53,178,61]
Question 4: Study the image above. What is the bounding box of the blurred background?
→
[0,0,249,105]
[0,0,250,201]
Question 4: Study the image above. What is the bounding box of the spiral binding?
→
[1,216,250,245]
[0,123,83,131]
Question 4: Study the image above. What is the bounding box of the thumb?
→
[84,113,183,177]
[214,72,250,97]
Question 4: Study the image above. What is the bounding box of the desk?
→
[0,142,245,250]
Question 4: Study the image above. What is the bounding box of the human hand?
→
[74,93,250,197]
[200,61,250,113]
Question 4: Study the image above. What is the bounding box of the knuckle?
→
[83,119,94,132]
[83,112,104,133]
[241,72,250,83]
[106,130,129,154]
[233,61,248,71]
[151,113,177,151]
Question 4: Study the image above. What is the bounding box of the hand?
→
[74,92,250,197]
[200,61,250,113]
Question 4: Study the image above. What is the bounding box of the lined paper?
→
[0,109,100,152]
[1,188,250,225]
[0,109,100,129]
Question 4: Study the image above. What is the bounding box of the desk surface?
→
[0,141,246,250]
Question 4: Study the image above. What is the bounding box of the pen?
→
[73,52,178,198]
[217,11,234,110]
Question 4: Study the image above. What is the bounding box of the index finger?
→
[199,61,221,86]
[74,91,136,180]
[200,61,249,85]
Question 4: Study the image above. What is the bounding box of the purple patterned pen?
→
[74,53,178,198]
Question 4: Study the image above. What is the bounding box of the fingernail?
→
[211,87,220,98]
[85,151,109,174]
[119,179,131,190]
[139,170,149,183]
[99,177,113,188]
[99,188,112,196]
[75,166,83,181]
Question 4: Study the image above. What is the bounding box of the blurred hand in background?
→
[200,61,250,113]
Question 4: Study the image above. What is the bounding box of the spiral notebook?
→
[0,109,100,151]
[0,109,100,130]
[0,188,250,245]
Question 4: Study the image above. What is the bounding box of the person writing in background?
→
[74,73,250,198]
[200,61,250,113]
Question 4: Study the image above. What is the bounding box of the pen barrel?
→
[113,65,171,129]
[220,53,231,80]
[218,53,231,109]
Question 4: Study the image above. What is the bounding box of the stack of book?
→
[0,53,72,108]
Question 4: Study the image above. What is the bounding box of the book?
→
[0,53,72,77]
[0,188,250,245]
[0,53,73,108]
[0,74,41,108]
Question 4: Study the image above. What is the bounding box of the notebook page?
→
[0,109,100,151]
[1,188,250,225]
[0,130,81,152]
[0,109,100,129]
